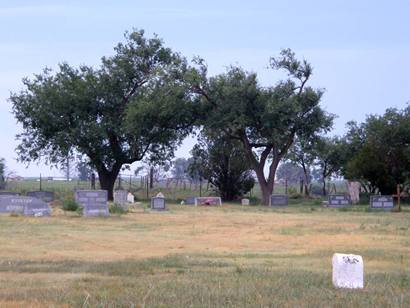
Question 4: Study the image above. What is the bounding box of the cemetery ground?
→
[0,202,409,307]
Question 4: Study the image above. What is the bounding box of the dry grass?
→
[0,203,409,307]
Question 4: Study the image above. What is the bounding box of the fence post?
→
[39,173,42,191]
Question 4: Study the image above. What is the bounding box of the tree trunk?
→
[98,172,117,201]
[322,177,326,196]
[254,165,275,206]
[149,167,154,189]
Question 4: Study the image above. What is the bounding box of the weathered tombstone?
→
[270,194,288,206]
[75,190,109,217]
[127,192,135,203]
[346,181,361,204]
[151,197,166,210]
[26,191,55,203]
[195,197,222,206]
[370,195,394,210]
[328,194,351,208]
[156,192,165,198]
[332,253,364,289]
[0,195,51,216]
[241,198,250,206]
[114,190,128,205]
[184,196,196,205]
[0,192,20,196]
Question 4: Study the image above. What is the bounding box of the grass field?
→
[0,203,409,307]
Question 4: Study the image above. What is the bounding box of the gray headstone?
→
[26,191,55,203]
[0,192,20,196]
[114,190,128,206]
[370,195,394,210]
[195,197,222,206]
[0,195,51,216]
[151,197,166,210]
[270,194,288,206]
[328,194,351,208]
[185,196,196,205]
[75,190,109,217]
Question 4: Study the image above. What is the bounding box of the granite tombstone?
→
[75,190,109,217]
[195,197,222,206]
[328,194,351,208]
[114,190,128,206]
[0,195,51,216]
[184,196,196,205]
[270,194,288,206]
[151,197,166,210]
[370,195,394,210]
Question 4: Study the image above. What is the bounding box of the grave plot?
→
[195,197,222,206]
[328,194,351,208]
[370,195,394,210]
[75,190,109,217]
[151,197,166,210]
[270,194,288,206]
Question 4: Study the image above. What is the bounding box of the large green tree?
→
[190,49,332,205]
[10,30,197,199]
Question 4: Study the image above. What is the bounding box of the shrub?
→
[62,199,79,212]
[109,203,128,214]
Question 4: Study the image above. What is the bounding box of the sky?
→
[0,0,409,176]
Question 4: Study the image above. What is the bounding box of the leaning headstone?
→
[184,196,196,205]
[328,194,351,208]
[0,192,19,196]
[127,192,135,203]
[370,195,394,210]
[241,198,250,206]
[26,191,55,203]
[270,194,288,206]
[0,196,51,216]
[151,197,166,210]
[195,197,222,206]
[332,253,364,289]
[114,190,128,205]
[75,190,109,217]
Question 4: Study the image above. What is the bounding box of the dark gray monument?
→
[370,195,394,210]
[328,194,351,207]
[0,195,51,216]
[184,196,196,205]
[270,194,288,206]
[195,197,222,206]
[114,190,128,206]
[75,190,109,217]
[27,191,55,203]
[151,197,166,210]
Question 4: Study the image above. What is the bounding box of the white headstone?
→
[332,253,364,289]
[127,193,134,204]
[241,198,250,206]
[156,192,165,198]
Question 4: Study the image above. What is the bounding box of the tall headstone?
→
[270,194,288,206]
[370,195,394,210]
[26,191,55,203]
[0,196,51,216]
[114,190,128,206]
[195,197,222,206]
[151,197,166,210]
[328,194,351,208]
[75,190,109,217]
[332,253,364,289]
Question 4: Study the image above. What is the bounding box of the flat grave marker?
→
[328,194,351,208]
[75,190,109,217]
[270,194,288,206]
[195,197,222,206]
[26,191,55,203]
[370,195,394,210]
[332,253,364,289]
[151,197,166,210]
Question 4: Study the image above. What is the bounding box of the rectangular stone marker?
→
[328,194,351,207]
[270,194,288,206]
[151,197,166,210]
[127,192,135,203]
[114,190,128,205]
[332,253,364,289]
[184,196,196,205]
[241,198,250,206]
[195,197,222,206]
[75,190,109,217]
[370,195,394,210]
[26,191,55,203]
[0,196,51,216]
[0,192,20,196]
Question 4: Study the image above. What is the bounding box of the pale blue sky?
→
[1,1,409,176]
